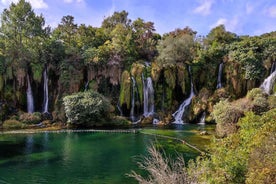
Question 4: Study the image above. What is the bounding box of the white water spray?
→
[216,63,223,89]
[198,112,206,125]
[260,70,276,95]
[42,69,49,113]
[143,76,154,117]
[172,66,195,124]
[27,75,34,113]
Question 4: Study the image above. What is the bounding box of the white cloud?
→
[246,3,254,14]
[210,17,239,32]
[1,0,47,9]
[28,0,47,9]
[64,0,84,3]
[267,6,276,18]
[193,0,214,16]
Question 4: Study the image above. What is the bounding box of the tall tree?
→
[132,18,159,60]
[53,15,78,46]
[157,27,196,66]
[0,0,47,85]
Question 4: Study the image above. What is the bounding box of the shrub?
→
[267,96,276,109]
[212,100,243,137]
[246,88,265,100]
[246,88,268,114]
[63,90,112,126]
[19,112,41,124]
[3,119,26,129]
[128,145,197,184]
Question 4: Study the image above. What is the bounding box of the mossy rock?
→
[119,71,131,109]
[151,62,162,81]
[3,119,26,129]
[164,66,176,89]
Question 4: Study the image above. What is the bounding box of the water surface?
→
[0,125,213,184]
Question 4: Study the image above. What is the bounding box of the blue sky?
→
[0,0,275,36]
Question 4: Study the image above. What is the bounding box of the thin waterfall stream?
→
[143,76,154,117]
[42,68,49,113]
[130,77,137,122]
[27,74,34,113]
[216,63,223,89]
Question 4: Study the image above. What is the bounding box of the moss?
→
[119,71,131,109]
[165,87,173,109]
[151,62,161,82]
[177,64,188,94]
[3,119,26,129]
[32,64,43,83]
[130,62,144,77]
[0,75,3,92]
[164,66,176,89]
[135,75,143,103]
[6,66,13,80]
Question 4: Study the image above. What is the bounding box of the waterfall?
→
[27,75,34,113]
[260,70,276,95]
[172,66,195,124]
[42,69,49,113]
[271,62,276,74]
[198,112,206,125]
[84,81,89,91]
[130,77,136,121]
[216,63,223,89]
[143,76,154,117]
[117,103,123,116]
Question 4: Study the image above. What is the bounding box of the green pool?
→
[0,125,213,184]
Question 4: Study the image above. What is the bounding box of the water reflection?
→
[25,135,34,155]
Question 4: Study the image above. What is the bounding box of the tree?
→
[0,0,47,102]
[132,18,159,60]
[102,10,131,31]
[63,90,112,126]
[157,27,196,66]
[53,15,78,46]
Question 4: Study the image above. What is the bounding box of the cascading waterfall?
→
[198,112,206,125]
[271,62,276,74]
[27,75,34,113]
[84,81,89,91]
[216,63,223,89]
[143,76,154,117]
[172,66,195,124]
[42,68,49,113]
[260,70,276,95]
[130,77,136,121]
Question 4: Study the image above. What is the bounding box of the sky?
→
[0,0,275,36]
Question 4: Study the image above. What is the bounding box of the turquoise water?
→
[0,125,213,184]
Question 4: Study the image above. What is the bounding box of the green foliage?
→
[3,119,26,129]
[119,71,131,108]
[157,31,195,66]
[63,90,111,126]
[0,75,3,92]
[212,100,243,137]
[164,66,176,89]
[228,38,266,80]
[192,109,276,184]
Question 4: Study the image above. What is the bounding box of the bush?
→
[192,109,276,184]
[3,119,26,129]
[63,90,112,126]
[246,88,265,100]
[128,145,197,184]
[19,112,41,124]
[212,100,243,137]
